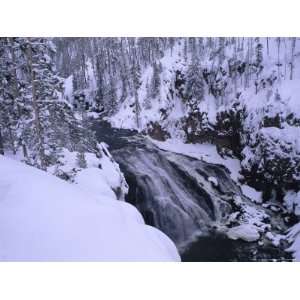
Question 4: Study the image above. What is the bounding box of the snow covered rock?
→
[0,155,180,261]
[284,191,300,216]
[227,224,260,242]
[286,223,300,261]
[208,176,218,187]
[241,185,262,204]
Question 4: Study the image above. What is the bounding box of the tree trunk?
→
[277,38,281,82]
[134,90,140,129]
[27,40,46,169]
[290,38,296,80]
[9,38,21,118]
[7,124,16,155]
[0,127,4,155]
[20,138,28,160]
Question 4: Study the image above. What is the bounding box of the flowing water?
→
[92,121,291,261]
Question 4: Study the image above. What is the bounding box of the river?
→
[92,120,291,262]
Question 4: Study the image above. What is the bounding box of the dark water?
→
[181,233,292,262]
[92,120,291,262]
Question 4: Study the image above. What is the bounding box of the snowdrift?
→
[0,156,180,261]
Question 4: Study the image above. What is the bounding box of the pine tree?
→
[76,151,87,168]
[290,38,296,80]
[183,39,188,62]
[4,38,99,169]
[185,57,205,107]
[218,37,226,65]
[131,53,142,128]
[107,73,117,114]
[144,79,152,109]
[0,127,4,155]
[0,38,20,155]
[276,37,282,82]
[168,38,175,56]
[150,62,161,99]
[254,38,263,66]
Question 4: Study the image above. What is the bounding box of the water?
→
[181,232,291,262]
[92,120,291,261]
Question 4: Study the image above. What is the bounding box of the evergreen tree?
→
[255,39,263,67]
[23,38,63,168]
[185,57,205,108]
[144,79,152,109]
[131,53,142,128]
[0,38,99,170]
[290,38,296,80]
[76,151,87,168]
[150,62,161,99]
[0,38,22,156]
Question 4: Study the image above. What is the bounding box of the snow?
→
[265,232,285,247]
[286,223,300,261]
[74,167,117,200]
[241,185,262,204]
[48,143,128,201]
[0,155,180,261]
[152,138,241,182]
[208,176,218,186]
[227,224,260,242]
[110,42,188,133]
[284,191,300,216]
[63,75,73,103]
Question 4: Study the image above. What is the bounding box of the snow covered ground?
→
[286,223,300,261]
[0,155,180,261]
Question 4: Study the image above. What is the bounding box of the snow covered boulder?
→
[208,176,218,187]
[284,191,300,216]
[227,224,260,242]
[0,156,180,261]
[286,223,300,261]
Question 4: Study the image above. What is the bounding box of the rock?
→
[208,176,218,187]
[147,121,170,141]
[227,224,260,242]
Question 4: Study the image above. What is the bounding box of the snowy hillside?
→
[105,39,298,129]
[0,155,180,261]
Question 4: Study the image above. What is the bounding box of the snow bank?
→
[0,156,180,261]
[284,191,300,216]
[286,223,300,261]
[48,143,128,201]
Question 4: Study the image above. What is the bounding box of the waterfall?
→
[92,121,291,261]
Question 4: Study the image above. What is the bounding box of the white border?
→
[1,0,300,36]
[0,263,299,300]
[1,1,300,299]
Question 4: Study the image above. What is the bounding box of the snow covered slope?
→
[286,222,300,261]
[109,38,300,136]
[0,155,180,261]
